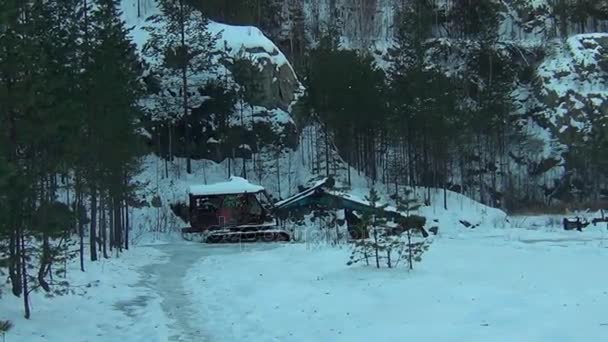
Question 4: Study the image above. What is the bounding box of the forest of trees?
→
[0,0,143,319]
[296,1,511,206]
[183,0,608,210]
[288,0,608,210]
[0,0,220,319]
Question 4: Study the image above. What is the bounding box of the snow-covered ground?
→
[1,245,170,342]
[3,220,608,341]
[189,227,608,342]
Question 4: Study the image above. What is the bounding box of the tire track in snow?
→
[144,243,211,342]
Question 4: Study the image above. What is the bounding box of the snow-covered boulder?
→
[210,23,301,111]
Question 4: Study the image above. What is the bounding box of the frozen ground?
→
[190,226,608,342]
[3,222,608,342]
[1,246,170,342]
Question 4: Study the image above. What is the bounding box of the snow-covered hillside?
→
[117,0,513,240]
[118,0,607,227]
[282,0,608,204]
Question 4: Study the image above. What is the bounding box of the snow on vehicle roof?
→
[188,177,265,196]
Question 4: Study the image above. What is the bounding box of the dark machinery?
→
[181,177,290,243]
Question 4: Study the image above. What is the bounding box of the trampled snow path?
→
[113,243,209,341]
[124,242,280,341]
[126,243,213,341]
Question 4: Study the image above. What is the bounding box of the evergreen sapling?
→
[394,188,431,270]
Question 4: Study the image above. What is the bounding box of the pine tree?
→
[88,0,144,252]
[394,188,430,271]
[387,4,461,195]
[348,188,389,269]
[144,0,217,174]
[347,187,431,269]
[0,0,143,319]
[0,0,85,316]
[386,3,435,189]
[0,0,26,303]
[303,41,386,181]
[552,0,571,37]
[570,0,592,33]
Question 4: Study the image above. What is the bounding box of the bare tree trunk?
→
[180,0,192,174]
[276,150,281,199]
[21,227,30,319]
[77,190,85,272]
[37,232,51,292]
[407,230,413,270]
[101,195,108,258]
[165,124,170,178]
[324,127,330,177]
[114,196,122,253]
[109,201,114,252]
[373,227,380,269]
[444,162,448,210]
[124,201,130,250]
[9,225,22,296]
[90,189,98,261]
[287,151,292,194]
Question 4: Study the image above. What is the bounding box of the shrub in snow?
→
[311,209,348,246]
[0,320,12,340]
[0,283,11,338]
[347,188,432,270]
[394,189,431,270]
[396,215,432,271]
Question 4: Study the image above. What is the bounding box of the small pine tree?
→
[348,211,373,266]
[395,188,431,270]
[368,188,389,268]
[348,188,389,269]
[398,215,431,270]
[347,187,431,270]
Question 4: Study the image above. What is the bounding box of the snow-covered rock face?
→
[210,23,301,111]
[296,0,607,142]
[533,33,608,144]
[121,0,302,161]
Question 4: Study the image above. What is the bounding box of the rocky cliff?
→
[121,0,303,162]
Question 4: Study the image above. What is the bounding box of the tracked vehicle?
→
[181,177,291,243]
